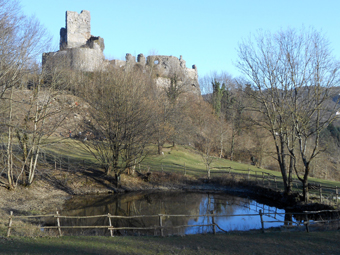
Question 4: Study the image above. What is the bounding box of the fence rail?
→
[142,164,340,207]
[5,209,340,237]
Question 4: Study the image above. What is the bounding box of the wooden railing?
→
[142,164,340,206]
[5,209,340,237]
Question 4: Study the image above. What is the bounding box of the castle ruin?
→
[43,10,201,95]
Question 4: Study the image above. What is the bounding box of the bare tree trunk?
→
[287,155,294,194]
[158,142,163,155]
[27,147,40,185]
[230,130,235,161]
[302,178,309,203]
[219,134,223,159]
[302,162,311,203]
[115,173,120,188]
[7,87,14,189]
[7,127,13,189]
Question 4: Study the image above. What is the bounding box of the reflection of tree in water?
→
[57,192,205,236]
[199,193,251,215]
[44,192,277,236]
[192,194,249,233]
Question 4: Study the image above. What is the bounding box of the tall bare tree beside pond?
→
[237,27,340,201]
[79,68,155,187]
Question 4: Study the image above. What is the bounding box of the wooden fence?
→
[41,158,340,206]
[5,209,340,237]
[142,164,340,207]
[11,153,337,207]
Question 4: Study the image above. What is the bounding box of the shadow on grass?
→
[40,152,117,195]
[1,231,340,255]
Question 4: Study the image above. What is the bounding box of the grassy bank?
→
[43,140,340,201]
[1,230,339,255]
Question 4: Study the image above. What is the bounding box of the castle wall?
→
[43,10,201,95]
[43,47,106,72]
[69,48,105,72]
[146,55,200,95]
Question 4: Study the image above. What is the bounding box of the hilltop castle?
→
[42,10,201,95]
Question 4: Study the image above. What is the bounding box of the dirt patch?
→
[0,181,69,216]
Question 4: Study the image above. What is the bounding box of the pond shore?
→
[0,172,333,222]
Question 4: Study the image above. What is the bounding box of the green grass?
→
[143,144,266,175]
[1,231,340,255]
[42,139,340,198]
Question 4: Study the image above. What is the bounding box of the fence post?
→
[336,186,339,206]
[248,169,250,182]
[56,211,62,237]
[7,211,13,237]
[212,210,216,235]
[266,175,269,187]
[184,163,186,176]
[259,209,264,233]
[108,213,113,237]
[229,167,231,174]
[262,173,264,186]
[319,184,322,204]
[274,177,277,190]
[305,213,310,232]
[255,171,257,183]
[161,163,163,173]
[159,214,163,237]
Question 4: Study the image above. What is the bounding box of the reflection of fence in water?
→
[6,209,340,237]
[144,164,340,207]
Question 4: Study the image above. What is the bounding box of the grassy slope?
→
[1,231,340,255]
[48,140,340,190]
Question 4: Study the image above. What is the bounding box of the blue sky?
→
[20,0,340,79]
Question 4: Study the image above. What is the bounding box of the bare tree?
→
[237,27,340,200]
[188,98,218,178]
[0,0,51,189]
[14,60,71,186]
[78,68,155,187]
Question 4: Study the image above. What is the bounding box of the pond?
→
[43,191,301,236]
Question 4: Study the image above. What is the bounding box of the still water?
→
[54,192,297,236]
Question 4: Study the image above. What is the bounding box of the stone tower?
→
[60,10,91,50]
[43,10,106,72]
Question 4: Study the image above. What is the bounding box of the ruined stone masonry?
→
[43,10,201,95]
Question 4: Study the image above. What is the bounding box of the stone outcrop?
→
[43,10,201,95]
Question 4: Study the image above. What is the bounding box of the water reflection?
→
[186,194,288,234]
[53,192,296,236]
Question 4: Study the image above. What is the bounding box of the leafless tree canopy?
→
[0,0,53,189]
[77,68,156,185]
[237,27,340,201]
